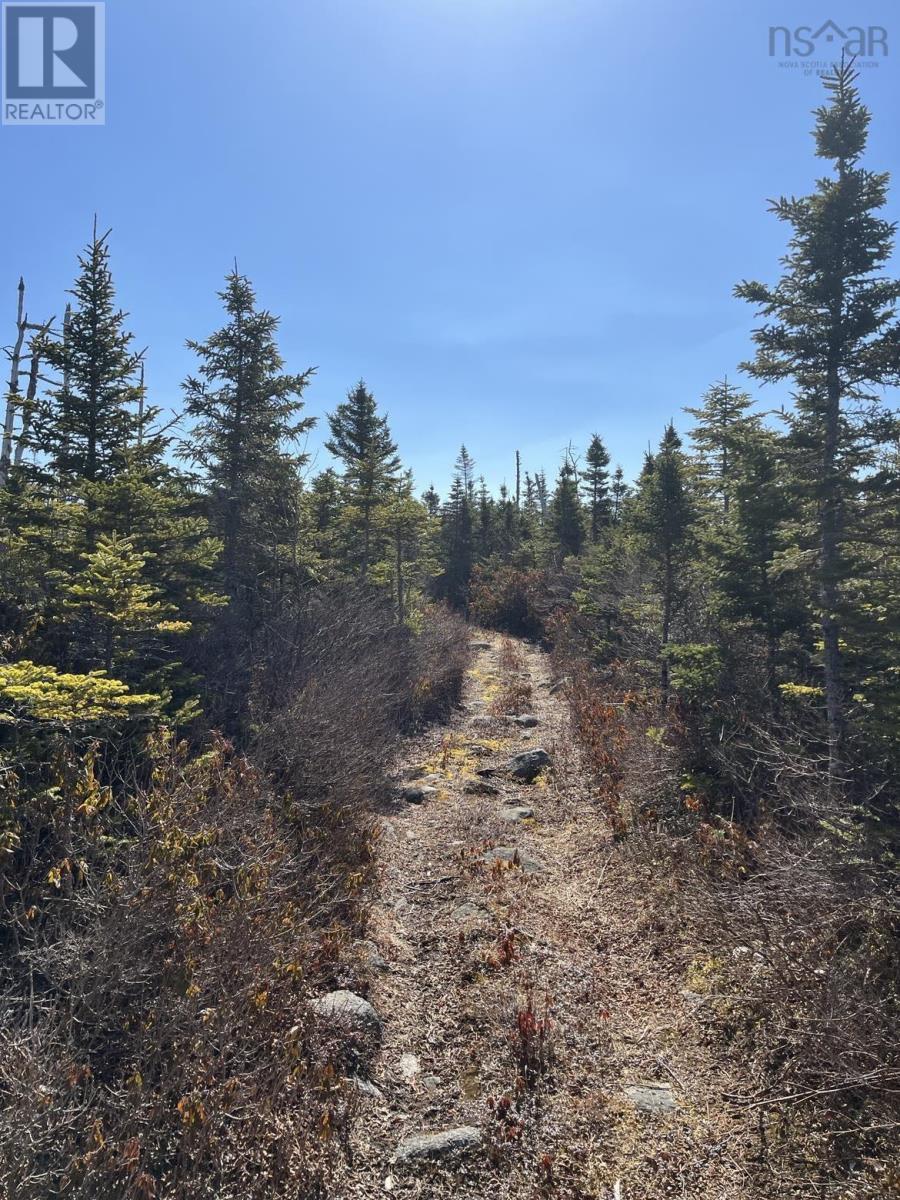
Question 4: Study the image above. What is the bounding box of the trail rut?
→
[335,633,757,1199]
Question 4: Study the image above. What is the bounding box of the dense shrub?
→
[468,565,553,639]
[0,593,469,1199]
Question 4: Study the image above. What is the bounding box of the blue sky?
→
[1,0,898,496]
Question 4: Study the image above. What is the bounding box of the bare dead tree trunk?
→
[0,277,27,488]
[14,318,53,470]
[515,450,521,510]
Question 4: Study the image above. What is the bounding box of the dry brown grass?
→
[0,597,471,1200]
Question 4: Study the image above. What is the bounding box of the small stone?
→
[349,1074,384,1100]
[393,1126,482,1164]
[464,778,500,796]
[383,1174,396,1192]
[358,940,390,972]
[624,1082,678,1114]
[507,748,551,782]
[481,846,545,875]
[451,900,491,924]
[500,805,534,823]
[508,714,539,727]
[400,784,438,804]
[309,990,382,1036]
[399,1052,421,1081]
[421,1074,442,1094]
[476,767,497,778]
[470,641,492,651]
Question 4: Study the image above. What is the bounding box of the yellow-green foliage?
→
[0,660,159,723]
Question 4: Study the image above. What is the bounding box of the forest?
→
[0,61,898,1200]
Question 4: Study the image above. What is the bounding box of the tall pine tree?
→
[736,60,900,781]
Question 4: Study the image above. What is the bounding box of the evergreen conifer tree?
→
[736,60,900,779]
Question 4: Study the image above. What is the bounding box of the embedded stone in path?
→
[508,714,539,728]
[399,1052,421,1081]
[393,1126,482,1164]
[464,777,500,796]
[507,748,551,782]
[309,990,382,1036]
[624,1082,678,1114]
[400,784,438,804]
[481,845,545,875]
[451,900,491,924]
[500,805,534,823]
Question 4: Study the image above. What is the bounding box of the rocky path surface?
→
[330,633,755,1199]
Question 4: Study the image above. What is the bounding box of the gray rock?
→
[470,641,492,651]
[358,940,390,972]
[624,1082,678,1114]
[464,778,500,796]
[481,846,545,875]
[476,767,497,778]
[349,1074,384,1100]
[393,1126,482,1164]
[500,805,534,823]
[400,784,438,805]
[399,1052,421,1081]
[309,990,382,1036]
[507,748,551,782]
[508,714,539,728]
[451,900,491,924]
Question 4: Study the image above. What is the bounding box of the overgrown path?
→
[335,633,757,1199]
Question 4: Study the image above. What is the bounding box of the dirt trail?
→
[336,633,756,1199]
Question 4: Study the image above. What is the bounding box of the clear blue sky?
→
[1,0,898,495]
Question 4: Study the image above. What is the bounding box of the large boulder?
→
[309,990,382,1037]
[507,748,551,782]
[393,1126,482,1164]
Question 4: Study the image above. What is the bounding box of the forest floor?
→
[333,632,767,1200]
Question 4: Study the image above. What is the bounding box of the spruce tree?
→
[581,433,612,542]
[421,484,441,517]
[630,423,695,699]
[39,226,148,486]
[610,465,630,522]
[182,270,315,603]
[549,456,585,560]
[736,60,900,780]
[326,380,400,578]
[455,445,476,502]
[685,378,756,516]
[440,455,474,608]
